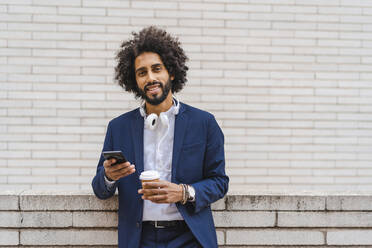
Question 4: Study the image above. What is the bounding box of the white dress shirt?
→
[105,103,183,221]
[142,104,183,221]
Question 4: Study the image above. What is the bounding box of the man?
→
[92,26,229,248]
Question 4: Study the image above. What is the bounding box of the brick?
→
[9,176,56,184]
[22,212,72,227]
[33,31,80,40]
[211,197,226,210]
[226,4,271,12]
[20,230,117,245]
[32,49,80,58]
[0,13,31,22]
[9,57,57,66]
[251,13,294,21]
[8,143,56,151]
[58,24,105,32]
[20,191,118,211]
[327,195,372,211]
[58,7,105,16]
[8,74,56,82]
[9,5,56,14]
[33,0,81,6]
[73,211,117,227]
[216,230,225,245]
[0,230,19,245]
[84,16,130,25]
[8,23,56,32]
[227,194,325,211]
[82,0,127,7]
[0,150,31,158]
[327,230,372,245]
[279,211,372,227]
[33,14,80,23]
[213,211,275,227]
[0,211,20,227]
[32,168,79,176]
[32,151,79,159]
[226,229,324,245]
[179,19,224,27]
[156,10,200,19]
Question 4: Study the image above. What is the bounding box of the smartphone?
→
[102,151,127,166]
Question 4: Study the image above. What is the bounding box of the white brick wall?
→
[1,0,372,191]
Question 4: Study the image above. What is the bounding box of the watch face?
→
[188,185,195,201]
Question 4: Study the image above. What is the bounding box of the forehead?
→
[134,52,164,69]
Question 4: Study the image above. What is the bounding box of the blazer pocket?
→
[176,142,205,183]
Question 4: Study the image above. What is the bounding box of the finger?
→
[117,164,135,175]
[110,165,135,179]
[143,194,168,202]
[142,181,168,188]
[103,159,111,168]
[141,188,164,196]
[111,162,131,172]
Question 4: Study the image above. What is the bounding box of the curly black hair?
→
[114,26,189,98]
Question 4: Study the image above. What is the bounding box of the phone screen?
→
[102,151,127,166]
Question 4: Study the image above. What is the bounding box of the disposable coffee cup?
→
[139,170,160,196]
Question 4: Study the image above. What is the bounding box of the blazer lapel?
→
[171,103,188,182]
[131,109,144,176]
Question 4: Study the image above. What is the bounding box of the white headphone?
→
[139,97,180,130]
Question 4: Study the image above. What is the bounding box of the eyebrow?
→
[135,63,163,74]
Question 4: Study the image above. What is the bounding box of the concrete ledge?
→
[1,190,372,247]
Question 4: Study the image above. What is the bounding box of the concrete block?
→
[211,197,226,210]
[73,211,117,227]
[278,211,372,227]
[0,212,21,227]
[21,212,72,227]
[327,195,372,210]
[216,229,225,245]
[20,190,118,211]
[213,211,275,227]
[227,193,325,211]
[0,230,19,245]
[0,191,19,210]
[226,229,324,245]
[327,230,372,245]
[20,230,117,245]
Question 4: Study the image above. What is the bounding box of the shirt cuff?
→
[104,174,116,189]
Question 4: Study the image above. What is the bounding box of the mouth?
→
[145,84,161,95]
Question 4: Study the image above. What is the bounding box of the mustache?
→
[144,81,162,92]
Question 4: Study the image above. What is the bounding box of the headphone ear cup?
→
[145,113,158,130]
[159,113,169,126]
[172,97,180,115]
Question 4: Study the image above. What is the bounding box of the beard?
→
[138,78,172,106]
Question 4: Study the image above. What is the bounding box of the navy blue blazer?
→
[92,102,229,248]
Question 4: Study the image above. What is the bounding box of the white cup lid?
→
[139,170,160,180]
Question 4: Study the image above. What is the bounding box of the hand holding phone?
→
[102,151,135,181]
[102,151,127,166]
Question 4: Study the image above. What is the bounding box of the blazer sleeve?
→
[190,114,229,213]
[91,121,118,199]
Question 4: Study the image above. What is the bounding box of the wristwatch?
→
[186,185,196,202]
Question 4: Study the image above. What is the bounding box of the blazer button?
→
[136,222,140,228]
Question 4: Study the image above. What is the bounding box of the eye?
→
[137,70,146,77]
[153,66,161,72]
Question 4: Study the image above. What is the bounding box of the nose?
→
[147,71,156,82]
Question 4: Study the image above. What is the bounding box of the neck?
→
[145,92,173,116]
